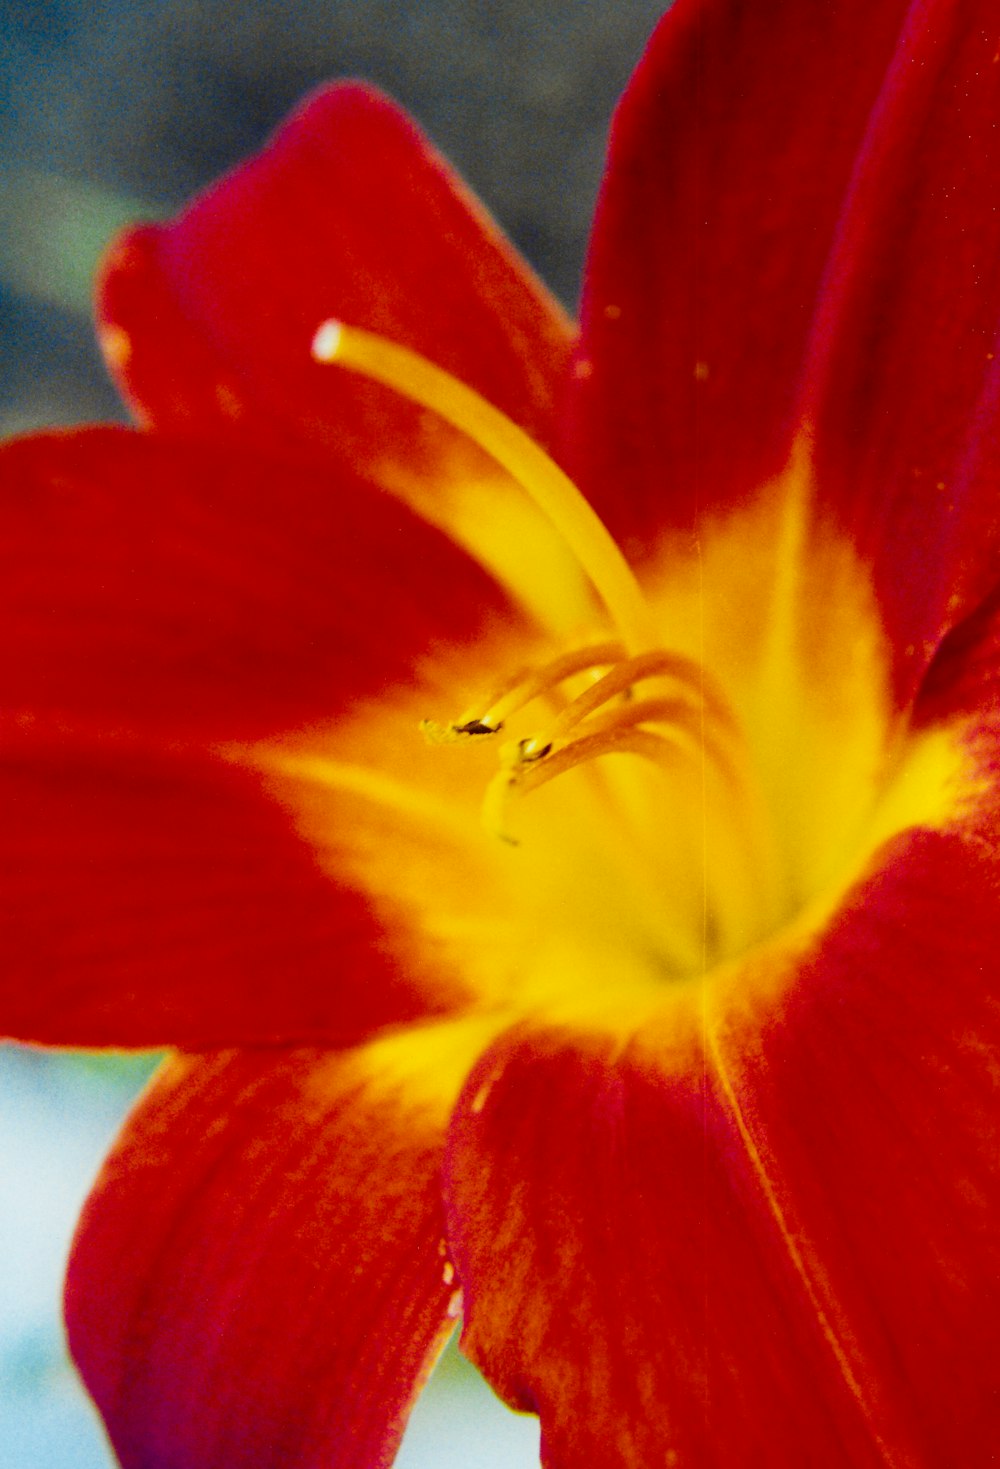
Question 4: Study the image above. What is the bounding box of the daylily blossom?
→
[4,0,1000,1464]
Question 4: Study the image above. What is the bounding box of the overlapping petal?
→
[710,823,1000,1467]
[916,579,1000,727]
[99,84,571,452]
[799,0,1000,699]
[0,427,526,1046]
[446,811,1000,1467]
[568,0,914,552]
[446,1023,896,1468]
[67,1019,497,1469]
[96,85,582,627]
[571,0,1000,703]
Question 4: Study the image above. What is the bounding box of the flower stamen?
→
[545,649,736,743]
[423,642,736,747]
[312,321,760,874]
[475,648,746,844]
[421,641,626,743]
[483,721,709,845]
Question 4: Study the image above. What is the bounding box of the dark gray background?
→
[0,0,667,431]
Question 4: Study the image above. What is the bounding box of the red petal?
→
[445,826,1000,1465]
[799,3,1000,692]
[718,825,1000,1465]
[67,1025,489,1469]
[915,577,1000,726]
[97,84,575,602]
[0,745,467,1048]
[445,1027,895,1467]
[0,427,523,1047]
[568,0,915,559]
[0,427,513,743]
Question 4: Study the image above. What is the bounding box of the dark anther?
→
[454,718,502,736]
[517,739,552,762]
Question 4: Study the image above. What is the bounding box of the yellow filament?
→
[568,694,704,742]
[427,642,740,751]
[483,725,695,844]
[545,649,736,743]
[479,655,746,842]
[312,320,653,651]
[517,726,697,795]
[477,641,625,729]
[558,696,737,782]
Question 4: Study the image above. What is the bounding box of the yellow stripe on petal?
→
[323,1011,515,1117]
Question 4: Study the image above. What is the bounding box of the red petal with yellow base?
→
[572,0,1000,704]
[445,807,1000,1467]
[67,1021,493,1469]
[0,427,524,1045]
[569,0,914,551]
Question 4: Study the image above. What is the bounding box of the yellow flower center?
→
[422,640,742,853]
[312,321,752,873]
[275,322,975,1024]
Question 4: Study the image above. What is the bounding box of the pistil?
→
[310,320,768,923]
[312,320,653,652]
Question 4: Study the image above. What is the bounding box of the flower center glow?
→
[306,320,966,996]
[312,320,748,860]
[422,641,742,847]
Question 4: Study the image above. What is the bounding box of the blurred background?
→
[0,1,667,1464]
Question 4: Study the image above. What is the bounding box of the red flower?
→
[4,1,1000,1464]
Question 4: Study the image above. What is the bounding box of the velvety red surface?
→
[571,0,1000,705]
[2,2,1000,1465]
[446,820,1000,1467]
[98,84,572,474]
[0,427,512,1046]
[67,1047,459,1469]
